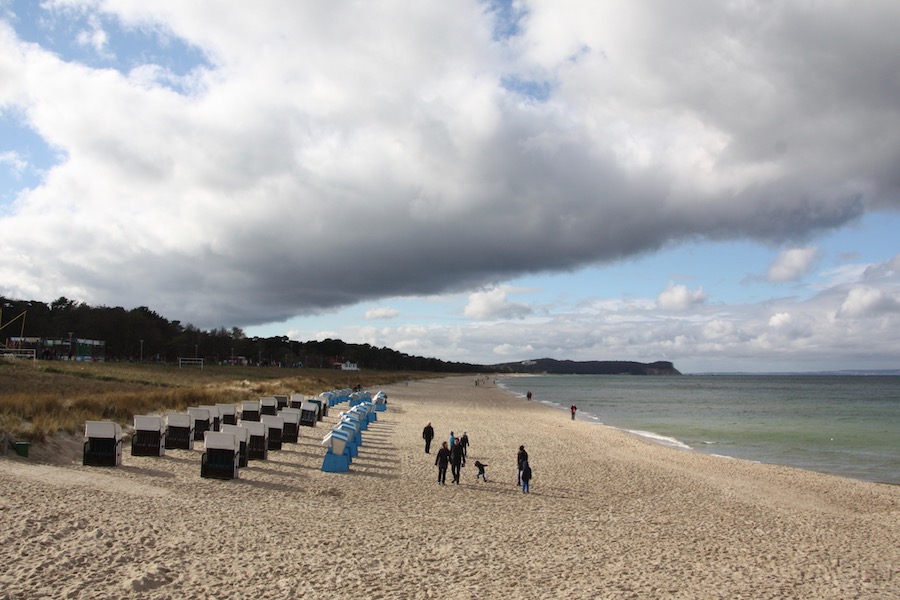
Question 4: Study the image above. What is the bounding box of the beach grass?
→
[0,358,434,442]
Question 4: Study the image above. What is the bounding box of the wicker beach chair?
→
[187,407,212,441]
[320,428,351,472]
[242,420,268,461]
[240,400,260,422]
[220,424,250,467]
[165,412,194,450]
[278,409,301,443]
[299,401,319,427]
[199,405,221,432]
[216,403,238,426]
[259,396,278,416]
[261,415,284,451]
[83,421,124,467]
[131,415,166,457]
[201,432,240,480]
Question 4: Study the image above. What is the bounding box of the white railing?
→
[0,348,36,365]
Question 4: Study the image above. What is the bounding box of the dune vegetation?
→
[0,358,435,442]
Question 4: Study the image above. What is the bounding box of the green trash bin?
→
[14,442,30,458]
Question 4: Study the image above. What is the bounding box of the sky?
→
[1,1,899,373]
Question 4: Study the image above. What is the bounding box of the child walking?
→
[521,461,532,493]
[474,460,488,482]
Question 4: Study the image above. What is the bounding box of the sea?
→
[497,374,900,486]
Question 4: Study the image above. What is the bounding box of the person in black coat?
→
[459,432,469,465]
[517,445,528,485]
[435,441,451,485]
[422,422,435,453]
[450,438,465,484]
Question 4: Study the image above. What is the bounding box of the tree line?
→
[0,296,484,372]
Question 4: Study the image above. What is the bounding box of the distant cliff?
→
[490,358,681,375]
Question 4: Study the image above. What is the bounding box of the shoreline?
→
[1,375,898,598]
[498,376,699,447]
[496,373,900,487]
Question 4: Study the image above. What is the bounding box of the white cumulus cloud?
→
[767,247,819,282]
[364,307,399,320]
[657,283,707,311]
[838,287,900,318]
[464,287,532,320]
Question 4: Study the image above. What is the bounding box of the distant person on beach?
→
[422,422,434,453]
[517,445,529,485]
[450,438,465,484]
[474,460,488,482]
[570,404,577,420]
[460,432,469,465]
[435,442,451,485]
[526,391,532,400]
[521,461,532,493]
[449,431,456,448]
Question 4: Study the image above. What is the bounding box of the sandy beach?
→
[1,375,897,599]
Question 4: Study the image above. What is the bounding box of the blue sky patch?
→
[4,0,209,82]
[0,114,61,212]
[501,76,553,102]
[487,0,526,41]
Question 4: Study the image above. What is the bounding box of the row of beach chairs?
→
[83,389,387,479]
[239,394,328,427]
[320,393,381,472]
[81,387,386,476]
[85,411,304,476]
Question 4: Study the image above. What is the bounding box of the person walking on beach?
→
[521,461,532,493]
[460,432,469,465]
[570,404,577,420]
[435,441,451,485]
[449,431,456,448]
[517,445,528,485]
[474,460,488,482]
[422,422,434,453]
[450,438,465,484]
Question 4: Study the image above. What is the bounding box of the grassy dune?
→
[0,358,436,442]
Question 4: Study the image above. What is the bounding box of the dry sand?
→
[1,375,898,599]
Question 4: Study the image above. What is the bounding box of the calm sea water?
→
[497,375,900,485]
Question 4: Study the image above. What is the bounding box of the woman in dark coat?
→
[450,438,465,484]
[435,441,451,485]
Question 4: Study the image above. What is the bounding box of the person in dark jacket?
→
[460,432,469,465]
[521,461,532,493]
[474,460,488,482]
[450,438,465,484]
[516,445,528,485]
[435,441,451,485]
[422,422,435,453]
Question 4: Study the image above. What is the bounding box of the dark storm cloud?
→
[1,1,899,329]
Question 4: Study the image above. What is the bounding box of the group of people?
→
[425,426,470,485]
[422,423,531,492]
